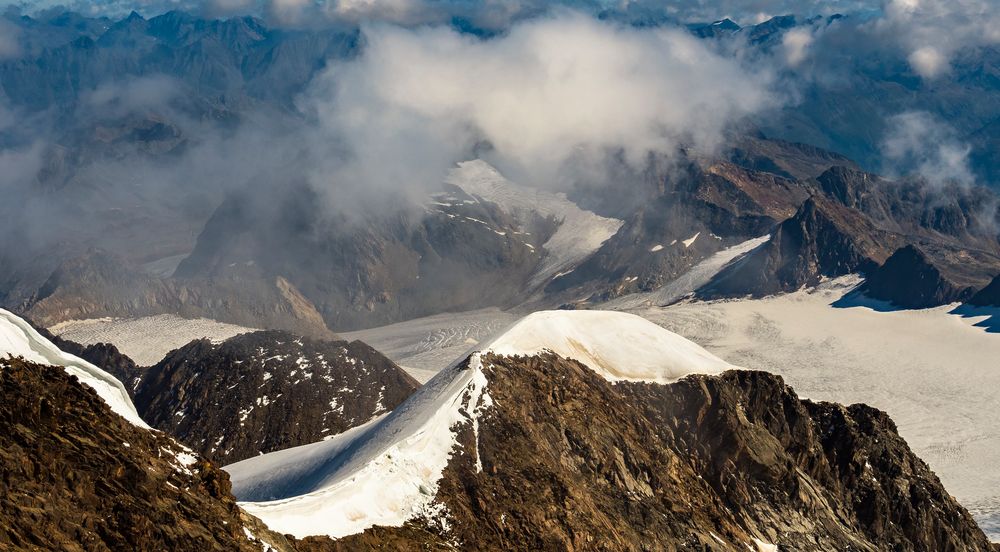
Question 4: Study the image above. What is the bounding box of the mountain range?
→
[2,6,1000,550]
[2,9,1000,334]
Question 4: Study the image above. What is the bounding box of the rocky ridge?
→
[332,352,995,550]
[0,357,271,551]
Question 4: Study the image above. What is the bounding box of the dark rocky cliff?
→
[863,245,978,308]
[134,330,420,464]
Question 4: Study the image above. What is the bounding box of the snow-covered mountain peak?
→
[483,310,733,383]
[226,309,731,539]
[0,309,149,428]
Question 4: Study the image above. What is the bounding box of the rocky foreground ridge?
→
[1,323,994,551]
[332,353,995,551]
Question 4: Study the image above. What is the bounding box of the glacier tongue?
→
[0,308,149,429]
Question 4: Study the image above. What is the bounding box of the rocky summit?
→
[134,330,420,464]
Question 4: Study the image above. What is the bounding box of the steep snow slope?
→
[446,160,623,285]
[226,310,729,538]
[50,314,256,365]
[606,234,771,310]
[0,309,149,428]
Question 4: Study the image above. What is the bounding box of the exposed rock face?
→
[701,165,1000,304]
[547,159,810,303]
[173,182,546,331]
[338,353,993,551]
[0,357,269,551]
[18,249,336,339]
[970,274,1000,306]
[702,195,894,297]
[135,330,420,464]
[863,245,977,308]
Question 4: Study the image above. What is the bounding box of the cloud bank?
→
[303,12,778,201]
[881,111,975,187]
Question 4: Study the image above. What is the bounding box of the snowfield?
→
[446,160,623,286]
[226,310,726,538]
[606,234,771,310]
[342,308,517,383]
[0,309,149,428]
[50,314,256,365]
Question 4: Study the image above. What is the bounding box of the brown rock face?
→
[0,357,266,551]
[340,353,993,551]
[134,330,420,464]
[702,195,895,298]
[863,244,977,308]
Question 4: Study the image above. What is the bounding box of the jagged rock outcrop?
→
[700,165,1000,304]
[547,159,810,302]
[0,357,271,551]
[135,330,420,464]
[863,245,977,308]
[970,274,1000,306]
[330,352,993,551]
[701,195,895,297]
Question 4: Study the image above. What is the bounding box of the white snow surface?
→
[342,308,517,383]
[0,309,149,428]
[486,310,732,383]
[446,160,623,286]
[50,314,256,365]
[226,309,727,538]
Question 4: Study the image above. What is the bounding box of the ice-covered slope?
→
[0,309,149,428]
[446,160,623,285]
[487,310,732,383]
[225,310,732,538]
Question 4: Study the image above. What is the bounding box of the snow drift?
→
[0,308,149,428]
[226,309,733,538]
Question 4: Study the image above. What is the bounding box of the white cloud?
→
[881,111,975,186]
[906,46,947,78]
[302,12,779,199]
[879,0,1000,79]
[781,27,813,66]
